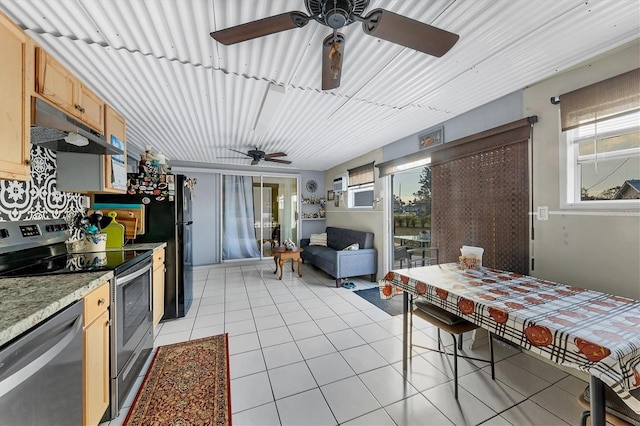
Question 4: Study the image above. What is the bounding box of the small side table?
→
[273,247,304,280]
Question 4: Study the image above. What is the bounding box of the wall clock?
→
[306,179,318,193]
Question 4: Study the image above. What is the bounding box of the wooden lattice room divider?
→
[430,118,536,275]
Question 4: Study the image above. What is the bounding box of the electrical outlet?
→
[82,196,91,209]
[537,206,549,221]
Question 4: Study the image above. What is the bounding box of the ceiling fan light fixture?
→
[321,0,355,29]
[325,10,348,29]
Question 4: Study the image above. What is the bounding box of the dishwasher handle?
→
[0,309,83,399]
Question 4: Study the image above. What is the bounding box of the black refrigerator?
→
[96,173,193,320]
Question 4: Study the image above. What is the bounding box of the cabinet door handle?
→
[97,298,106,306]
[74,104,82,111]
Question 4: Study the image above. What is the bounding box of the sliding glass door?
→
[392,166,432,268]
[222,174,298,261]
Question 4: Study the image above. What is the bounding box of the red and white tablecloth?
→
[381,263,640,413]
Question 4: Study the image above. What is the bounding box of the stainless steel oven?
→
[110,255,153,419]
[0,219,155,422]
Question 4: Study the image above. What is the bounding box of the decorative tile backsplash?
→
[0,146,86,239]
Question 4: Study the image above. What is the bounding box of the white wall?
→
[324,149,385,280]
[383,91,524,162]
[524,41,640,299]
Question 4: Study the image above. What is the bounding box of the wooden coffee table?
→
[273,247,303,280]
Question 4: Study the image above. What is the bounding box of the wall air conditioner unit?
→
[333,175,347,193]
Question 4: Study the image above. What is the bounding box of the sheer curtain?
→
[223,176,261,260]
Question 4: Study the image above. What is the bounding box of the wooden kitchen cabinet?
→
[83,282,110,426]
[35,47,104,133]
[102,105,127,193]
[153,248,166,326]
[0,12,32,181]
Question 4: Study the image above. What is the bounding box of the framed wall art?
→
[327,189,335,201]
[418,126,444,150]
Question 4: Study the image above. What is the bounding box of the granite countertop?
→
[0,242,166,348]
[0,271,114,347]
[122,242,167,252]
[76,242,167,253]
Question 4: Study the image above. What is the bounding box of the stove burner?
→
[0,249,152,278]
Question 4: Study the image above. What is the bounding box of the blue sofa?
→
[300,227,377,287]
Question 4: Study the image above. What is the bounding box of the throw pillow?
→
[309,233,327,246]
[343,242,360,251]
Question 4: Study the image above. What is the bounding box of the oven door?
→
[110,256,153,418]
[113,256,152,374]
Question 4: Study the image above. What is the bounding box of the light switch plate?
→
[537,206,549,221]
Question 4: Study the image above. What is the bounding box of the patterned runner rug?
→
[124,334,231,426]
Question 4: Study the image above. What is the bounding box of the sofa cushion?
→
[302,244,329,257]
[309,233,327,246]
[326,227,374,251]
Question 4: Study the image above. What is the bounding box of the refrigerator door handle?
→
[177,221,193,226]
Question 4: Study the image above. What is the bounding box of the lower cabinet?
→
[83,282,110,426]
[153,248,165,326]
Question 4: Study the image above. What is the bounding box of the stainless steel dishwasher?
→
[0,300,83,425]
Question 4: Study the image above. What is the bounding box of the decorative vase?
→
[84,233,107,252]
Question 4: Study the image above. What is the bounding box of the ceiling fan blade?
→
[228,148,251,157]
[266,158,292,164]
[361,9,459,57]
[210,11,310,45]
[322,33,345,91]
[265,152,287,159]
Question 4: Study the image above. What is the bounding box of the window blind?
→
[559,68,640,131]
[375,151,430,177]
[431,118,535,274]
[347,162,374,186]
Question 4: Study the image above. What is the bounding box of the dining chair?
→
[407,247,496,400]
[394,245,408,268]
[406,246,439,268]
[577,385,639,426]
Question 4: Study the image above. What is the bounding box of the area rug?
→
[354,287,404,316]
[124,334,231,426]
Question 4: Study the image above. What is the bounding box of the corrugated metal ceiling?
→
[1,0,638,170]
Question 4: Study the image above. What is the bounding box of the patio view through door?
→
[392,166,433,269]
[222,174,297,261]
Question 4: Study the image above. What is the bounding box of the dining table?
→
[381,263,640,426]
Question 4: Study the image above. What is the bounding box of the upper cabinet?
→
[0,12,33,181]
[102,105,127,193]
[35,47,104,133]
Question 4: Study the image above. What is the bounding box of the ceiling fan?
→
[210,0,459,90]
[221,147,292,165]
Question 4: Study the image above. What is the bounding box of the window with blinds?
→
[347,162,375,208]
[560,69,640,204]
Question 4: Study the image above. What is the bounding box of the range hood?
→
[30,98,124,156]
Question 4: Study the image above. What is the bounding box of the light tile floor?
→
[102,261,593,426]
